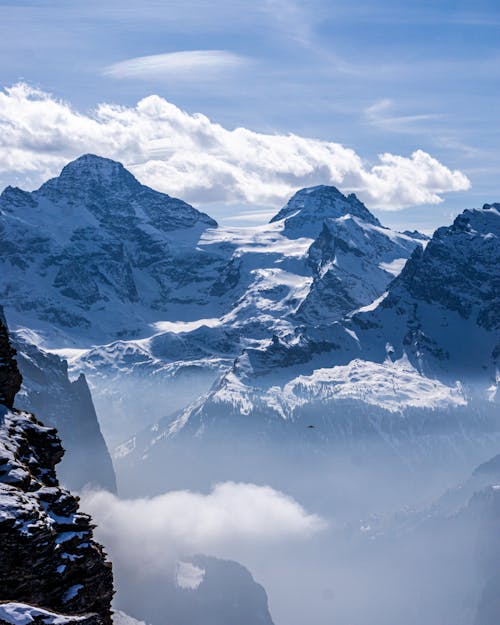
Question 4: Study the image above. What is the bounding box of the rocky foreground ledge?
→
[0,308,114,625]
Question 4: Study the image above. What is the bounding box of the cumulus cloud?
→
[0,83,470,211]
[81,482,325,578]
[103,50,248,81]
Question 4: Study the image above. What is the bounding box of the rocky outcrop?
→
[0,311,114,624]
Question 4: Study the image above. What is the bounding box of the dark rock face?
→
[13,333,116,493]
[0,310,21,409]
[0,312,114,624]
[394,207,500,328]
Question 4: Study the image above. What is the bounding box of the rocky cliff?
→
[0,310,114,624]
[12,331,116,492]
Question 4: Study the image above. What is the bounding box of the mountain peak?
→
[482,202,500,211]
[270,185,381,238]
[51,153,140,190]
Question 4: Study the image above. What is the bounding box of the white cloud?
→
[81,482,325,578]
[0,83,470,212]
[103,50,248,81]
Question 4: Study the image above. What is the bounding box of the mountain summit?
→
[43,154,141,191]
[270,185,381,237]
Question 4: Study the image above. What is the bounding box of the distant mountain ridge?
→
[0,157,423,347]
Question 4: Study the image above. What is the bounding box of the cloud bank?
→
[0,83,470,211]
[81,482,325,578]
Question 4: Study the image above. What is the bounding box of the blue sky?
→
[0,0,499,232]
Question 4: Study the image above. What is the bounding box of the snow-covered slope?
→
[225,202,500,390]
[295,213,424,324]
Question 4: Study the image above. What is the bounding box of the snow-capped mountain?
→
[220,202,500,393]
[115,204,500,502]
[2,155,498,506]
[1,160,423,442]
[0,154,218,344]
[0,156,425,442]
[269,185,382,237]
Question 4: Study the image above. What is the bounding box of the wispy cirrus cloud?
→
[0,83,470,213]
[103,50,249,81]
[365,98,441,133]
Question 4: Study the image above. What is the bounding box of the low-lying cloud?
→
[0,83,470,212]
[81,482,325,578]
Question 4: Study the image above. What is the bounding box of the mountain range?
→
[0,154,499,625]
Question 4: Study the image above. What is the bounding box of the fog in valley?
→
[78,380,499,625]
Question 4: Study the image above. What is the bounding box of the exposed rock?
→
[0,309,22,409]
[0,312,114,624]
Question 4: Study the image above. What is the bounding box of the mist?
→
[79,438,494,625]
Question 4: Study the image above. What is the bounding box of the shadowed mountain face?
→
[12,331,116,492]
[115,555,275,625]
[0,308,114,625]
